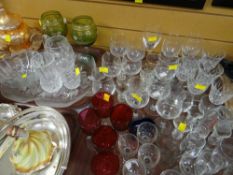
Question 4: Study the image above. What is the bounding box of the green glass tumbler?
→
[71,16,97,46]
[40,10,67,36]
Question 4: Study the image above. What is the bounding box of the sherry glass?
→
[117,133,139,161]
[122,159,146,175]
[124,76,150,118]
[209,76,233,105]
[138,143,161,175]
[126,35,145,62]
[109,32,127,58]
[137,122,159,144]
[142,28,161,53]
[161,35,180,58]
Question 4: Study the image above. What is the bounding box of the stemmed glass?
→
[137,122,159,144]
[109,32,127,58]
[176,37,202,82]
[122,159,146,175]
[138,143,161,175]
[126,35,145,62]
[124,76,150,118]
[209,75,233,105]
[142,27,161,53]
[161,35,180,58]
[118,133,139,162]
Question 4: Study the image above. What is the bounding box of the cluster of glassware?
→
[0,35,97,107]
[77,31,233,175]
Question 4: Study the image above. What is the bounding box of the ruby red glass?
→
[92,92,114,118]
[92,125,118,150]
[110,103,133,131]
[78,108,101,135]
[91,152,120,175]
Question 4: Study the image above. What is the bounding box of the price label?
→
[103,93,110,102]
[99,67,109,73]
[75,67,80,76]
[178,122,187,132]
[195,84,207,91]
[135,0,143,3]
[131,93,142,102]
[5,35,11,42]
[21,73,27,79]
[168,64,178,70]
[147,36,158,42]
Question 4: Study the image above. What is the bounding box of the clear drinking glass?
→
[187,63,224,95]
[124,76,150,111]
[142,30,161,52]
[137,122,159,144]
[179,151,196,175]
[44,35,75,74]
[92,77,116,95]
[122,159,146,175]
[172,113,193,140]
[181,37,202,58]
[101,51,121,78]
[122,54,142,76]
[118,133,139,161]
[161,36,180,58]
[156,81,186,120]
[199,50,225,72]
[39,52,63,93]
[138,143,161,175]
[110,32,127,58]
[148,76,171,100]
[209,76,233,105]
[126,36,145,62]
[176,58,199,82]
[154,54,179,81]
[198,95,218,115]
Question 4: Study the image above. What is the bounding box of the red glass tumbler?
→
[78,108,101,135]
[91,151,120,175]
[92,91,114,118]
[110,103,133,131]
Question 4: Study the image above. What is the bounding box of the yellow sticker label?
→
[131,93,142,103]
[135,0,143,3]
[5,35,11,42]
[75,67,80,76]
[147,36,158,42]
[168,64,178,70]
[39,19,41,26]
[178,122,187,132]
[99,67,109,73]
[21,73,27,79]
[195,84,207,91]
[103,93,110,102]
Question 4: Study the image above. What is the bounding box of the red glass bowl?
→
[78,108,101,135]
[91,92,114,118]
[110,103,133,131]
[92,125,118,150]
[91,152,119,175]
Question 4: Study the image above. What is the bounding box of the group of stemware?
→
[78,31,233,175]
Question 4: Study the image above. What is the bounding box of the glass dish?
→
[0,106,71,175]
